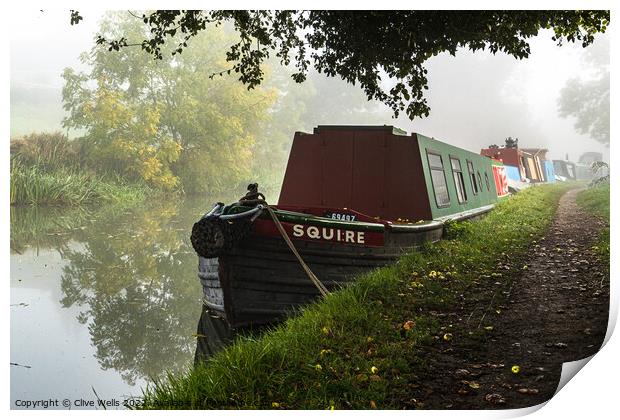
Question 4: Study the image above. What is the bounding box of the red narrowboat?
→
[192,126,503,327]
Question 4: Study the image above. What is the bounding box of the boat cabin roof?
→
[278,125,499,221]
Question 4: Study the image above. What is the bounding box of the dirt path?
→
[413,188,610,409]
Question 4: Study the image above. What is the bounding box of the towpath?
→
[411,188,610,409]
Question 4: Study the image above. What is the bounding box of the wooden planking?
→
[198,222,446,327]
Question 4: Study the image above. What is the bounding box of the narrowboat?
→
[480,145,556,190]
[191,126,508,327]
[553,159,578,181]
[553,159,597,182]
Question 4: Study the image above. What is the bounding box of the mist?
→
[9,11,612,408]
[10,10,610,164]
[397,31,609,163]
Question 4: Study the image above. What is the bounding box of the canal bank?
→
[140,182,609,409]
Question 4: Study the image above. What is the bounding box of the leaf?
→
[468,381,481,389]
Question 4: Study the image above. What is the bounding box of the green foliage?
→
[62,13,392,198]
[577,181,610,265]
[558,37,609,145]
[558,74,610,146]
[63,14,276,194]
[10,158,151,206]
[9,131,155,206]
[139,183,572,409]
[577,181,609,221]
[77,10,610,119]
[10,131,83,171]
[442,220,473,240]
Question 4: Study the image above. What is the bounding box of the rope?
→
[264,205,330,297]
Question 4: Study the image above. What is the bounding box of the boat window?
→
[467,160,478,195]
[485,172,490,191]
[426,151,450,207]
[477,172,482,192]
[450,157,468,204]
[428,153,443,168]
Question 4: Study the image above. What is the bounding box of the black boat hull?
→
[199,225,444,327]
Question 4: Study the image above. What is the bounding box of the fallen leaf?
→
[517,388,539,395]
[484,393,506,404]
[403,320,416,330]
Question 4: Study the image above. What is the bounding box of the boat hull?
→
[199,224,443,327]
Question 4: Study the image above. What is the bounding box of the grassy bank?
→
[10,160,153,206]
[140,183,573,409]
[576,181,610,266]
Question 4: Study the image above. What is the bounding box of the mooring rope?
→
[264,205,330,297]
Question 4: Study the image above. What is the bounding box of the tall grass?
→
[10,131,84,171]
[140,183,573,409]
[10,158,151,206]
[10,132,157,206]
[576,181,610,266]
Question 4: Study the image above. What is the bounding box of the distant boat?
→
[192,126,508,327]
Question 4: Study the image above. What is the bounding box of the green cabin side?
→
[415,133,499,219]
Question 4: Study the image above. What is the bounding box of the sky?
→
[394,31,609,162]
[9,10,610,162]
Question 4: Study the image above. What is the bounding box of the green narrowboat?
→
[191,126,505,327]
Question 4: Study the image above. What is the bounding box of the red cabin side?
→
[277,126,433,222]
[491,161,510,197]
[480,147,521,167]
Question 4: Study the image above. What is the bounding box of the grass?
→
[576,181,610,266]
[10,159,153,206]
[139,183,574,409]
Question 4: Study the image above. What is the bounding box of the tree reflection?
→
[57,198,205,385]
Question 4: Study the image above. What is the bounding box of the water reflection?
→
[194,305,271,366]
[58,201,201,385]
[10,196,229,406]
[194,306,237,364]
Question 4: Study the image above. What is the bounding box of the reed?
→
[10,159,151,206]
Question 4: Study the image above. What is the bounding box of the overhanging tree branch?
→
[70,10,610,120]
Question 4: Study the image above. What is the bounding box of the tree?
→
[558,37,610,146]
[254,68,390,194]
[63,13,276,193]
[71,10,610,120]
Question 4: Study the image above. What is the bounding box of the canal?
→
[10,197,241,409]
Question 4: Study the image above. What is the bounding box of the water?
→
[10,197,225,409]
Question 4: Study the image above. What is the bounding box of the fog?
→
[10,10,609,163]
[396,32,609,162]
